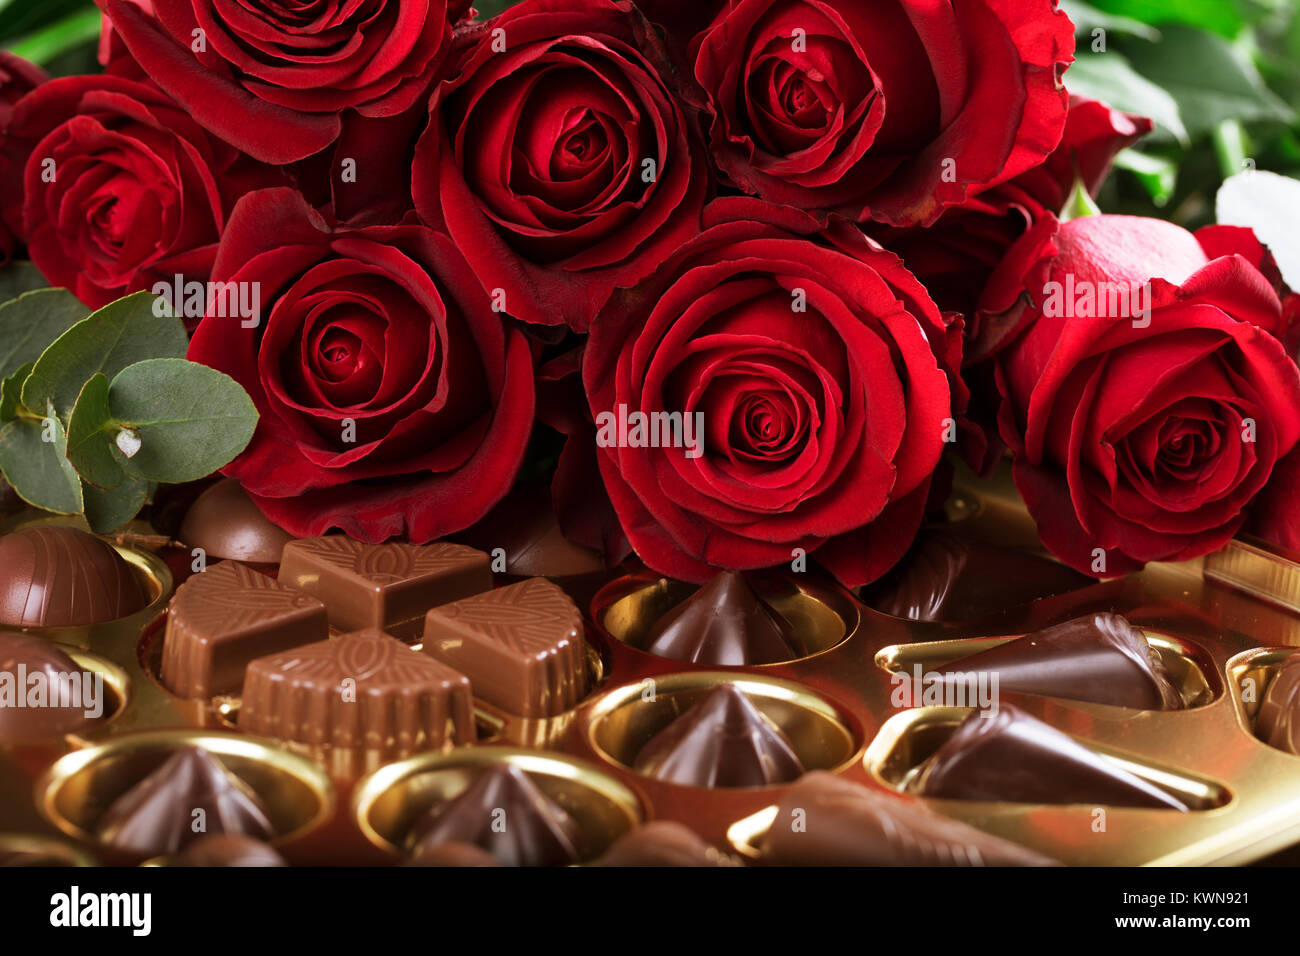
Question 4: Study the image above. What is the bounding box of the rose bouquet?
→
[0,0,1298,588]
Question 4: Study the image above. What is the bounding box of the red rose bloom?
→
[101,0,455,163]
[413,0,708,332]
[187,188,535,541]
[4,74,277,309]
[582,198,964,587]
[0,53,47,266]
[688,0,1074,226]
[990,214,1300,576]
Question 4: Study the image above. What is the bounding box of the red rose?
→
[413,0,708,332]
[687,0,1074,226]
[4,74,277,309]
[100,0,455,163]
[0,53,46,267]
[990,214,1300,576]
[1251,446,1300,554]
[187,188,535,541]
[582,197,964,587]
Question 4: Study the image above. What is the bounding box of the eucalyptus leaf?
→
[0,287,88,380]
[109,358,258,484]
[0,402,83,514]
[0,362,33,422]
[83,474,149,534]
[1065,52,1189,145]
[0,261,49,304]
[66,373,125,490]
[22,291,187,416]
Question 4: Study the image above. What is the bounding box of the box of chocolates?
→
[2,466,1300,870]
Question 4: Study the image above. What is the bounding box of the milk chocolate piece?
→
[911,704,1189,810]
[0,526,147,627]
[406,764,583,866]
[595,821,739,867]
[422,577,585,717]
[405,842,501,867]
[633,684,805,788]
[161,561,327,699]
[930,613,1184,710]
[759,771,1057,866]
[1257,655,1300,755]
[280,536,492,633]
[864,529,1095,622]
[96,747,275,855]
[642,571,801,666]
[452,482,606,578]
[179,479,294,564]
[240,629,475,754]
[168,834,287,867]
[0,632,108,742]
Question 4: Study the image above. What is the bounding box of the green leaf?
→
[7,7,101,67]
[1217,170,1300,290]
[0,261,49,304]
[1065,52,1189,145]
[66,373,125,490]
[0,362,33,422]
[1131,27,1294,137]
[1080,0,1245,37]
[83,474,149,534]
[109,358,258,484]
[0,288,88,380]
[1061,1,1161,42]
[0,0,89,44]
[1114,149,1179,205]
[22,291,188,416]
[0,401,83,514]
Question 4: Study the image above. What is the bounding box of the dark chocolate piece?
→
[0,526,147,627]
[280,536,492,633]
[405,842,501,867]
[929,613,1183,710]
[96,747,275,855]
[632,684,805,788]
[0,632,107,742]
[240,629,475,754]
[1257,655,1300,755]
[863,529,1095,622]
[911,704,1189,810]
[178,479,294,564]
[422,577,585,717]
[168,834,287,867]
[406,764,583,866]
[161,561,327,699]
[595,821,739,867]
[452,482,606,578]
[759,771,1057,866]
[642,571,801,666]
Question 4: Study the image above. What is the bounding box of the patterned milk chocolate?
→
[280,537,492,633]
[161,561,327,699]
[1257,655,1300,755]
[0,526,147,627]
[422,577,585,717]
[759,772,1057,866]
[240,629,475,754]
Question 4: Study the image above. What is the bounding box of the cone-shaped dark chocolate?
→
[96,747,275,855]
[406,764,583,866]
[633,684,805,787]
[760,771,1057,866]
[595,821,739,867]
[930,613,1183,710]
[1257,656,1300,755]
[911,705,1188,810]
[642,571,800,665]
[168,834,286,867]
[864,530,1094,622]
[0,632,107,742]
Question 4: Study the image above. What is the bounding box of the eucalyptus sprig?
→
[0,269,258,532]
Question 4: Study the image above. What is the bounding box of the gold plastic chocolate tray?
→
[6,464,1300,866]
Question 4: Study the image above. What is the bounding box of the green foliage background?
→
[2,0,1297,229]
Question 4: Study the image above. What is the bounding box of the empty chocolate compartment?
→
[1228,648,1300,756]
[352,747,642,864]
